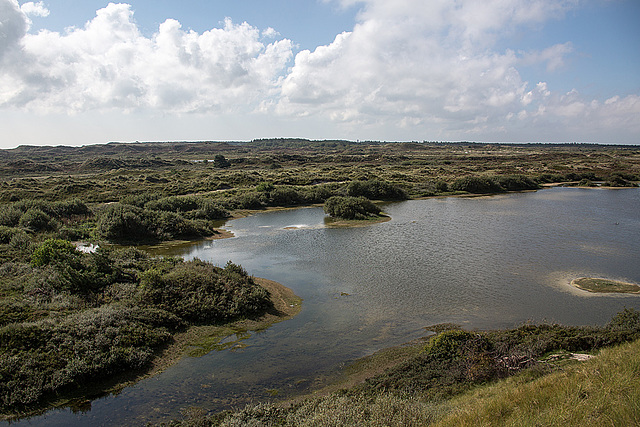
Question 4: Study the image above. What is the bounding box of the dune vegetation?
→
[0,139,638,421]
[159,308,640,426]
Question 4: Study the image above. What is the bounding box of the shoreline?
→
[570,277,640,294]
[113,277,302,389]
[3,278,302,421]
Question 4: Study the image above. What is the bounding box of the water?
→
[16,187,640,425]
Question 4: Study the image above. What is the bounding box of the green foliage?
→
[0,306,176,411]
[256,182,275,193]
[423,330,475,359]
[139,259,271,323]
[605,173,638,187]
[360,310,640,402]
[95,202,221,243]
[608,307,640,331]
[450,176,502,194]
[0,243,273,413]
[324,196,382,220]
[213,154,231,168]
[96,203,156,242]
[18,208,52,232]
[30,238,77,267]
[0,206,22,227]
[494,175,539,191]
[346,179,407,200]
[0,226,21,244]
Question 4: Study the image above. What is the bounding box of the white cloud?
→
[522,42,573,72]
[20,1,49,17]
[276,0,638,143]
[0,0,28,58]
[0,2,293,113]
[0,0,638,144]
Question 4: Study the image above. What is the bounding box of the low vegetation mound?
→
[0,241,272,414]
[323,196,382,220]
[451,175,539,194]
[571,277,640,294]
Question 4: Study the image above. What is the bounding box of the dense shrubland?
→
[0,239,272,413]
[323,196,383,220]
[0,140,638,420]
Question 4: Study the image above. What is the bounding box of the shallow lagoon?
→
[21,187,640,425]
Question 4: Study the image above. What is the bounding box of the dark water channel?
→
[17,187,640,425]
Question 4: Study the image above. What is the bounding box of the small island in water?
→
[571,277,640,294]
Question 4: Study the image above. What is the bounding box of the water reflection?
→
[18,187,640,426]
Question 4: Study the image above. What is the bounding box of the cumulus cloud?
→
[20,1,49,17]
[0,0,637,143]
[0,0,28,58]
[0,2,293,113]
[278,0,637,142]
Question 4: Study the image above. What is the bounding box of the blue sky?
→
[1,0,638,147]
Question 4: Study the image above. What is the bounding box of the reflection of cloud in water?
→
[283,224,324,230]
[578,243,623,257]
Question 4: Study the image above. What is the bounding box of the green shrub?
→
[236,192,265,209]
[608,308,640,331]
[18,208,52,232]
[0,226,20,244]
[495,175,539,191]
[31,239,77,267]
[324,196,382,220]
[138,259,271,323]
[52,199,90,217]
[424,330,475,359]
[346,179,407,200]
[256,182,275,193]
[95,203,155,242]
[0,206,22,227]
[450,176,502,194]
[146,196,200,213]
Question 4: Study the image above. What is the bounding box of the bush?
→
[324,196,382,220]
[450,176,502,194]
[608,308,640,331]
[495,175,539,191]
[346,179,407,200]
[31,239,77,267]
[18,208,52,232]
[0,226,20,244]
[138,259,271,323]
[0,206,23,227]
[423,330,475,359]
[95,203,155,242]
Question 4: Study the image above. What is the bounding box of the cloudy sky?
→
[0,0,638,148]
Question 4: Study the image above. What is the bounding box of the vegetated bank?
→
[158,309,640,426]
[0,235,300,419]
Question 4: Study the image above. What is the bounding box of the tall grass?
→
[435,339,640,426]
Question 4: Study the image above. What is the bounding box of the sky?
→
[0,0,639,148]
